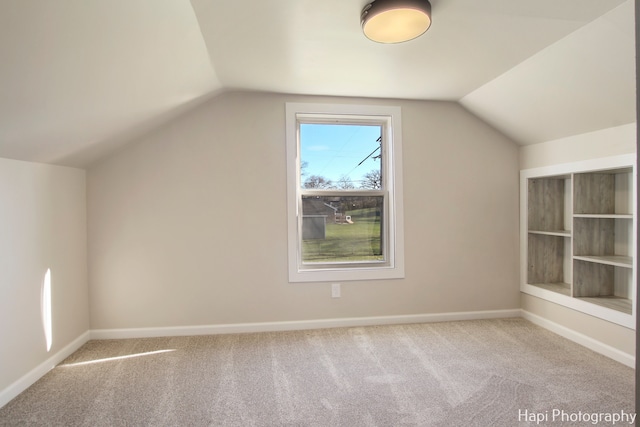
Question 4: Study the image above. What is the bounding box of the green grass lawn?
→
[302,213,382,263]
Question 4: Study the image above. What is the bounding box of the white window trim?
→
[285,102,405,283]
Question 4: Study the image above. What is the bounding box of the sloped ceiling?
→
[0,0,635,167]
[0,1,221,166]
[460,0,636,145]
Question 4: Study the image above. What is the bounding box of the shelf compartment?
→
[573,217,613,256]
[573,217,632,261]
[527,178,567,232]
[527,234,568,285]
[573,170,633,215]
[573,260,614,297]
[574,173,614,214]
[573,260,633,313]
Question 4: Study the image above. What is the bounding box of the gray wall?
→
[87,91,520,330]
[0,158,88,401]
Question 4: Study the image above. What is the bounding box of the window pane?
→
[300,124,382,190]
[301,195,383,263]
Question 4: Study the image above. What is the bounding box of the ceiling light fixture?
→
[361,0,432,44]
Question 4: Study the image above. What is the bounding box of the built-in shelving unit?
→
[520,154,636,328]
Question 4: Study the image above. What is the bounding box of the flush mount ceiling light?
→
[361,0,432,44]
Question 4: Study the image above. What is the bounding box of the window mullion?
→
[300,189,385,197]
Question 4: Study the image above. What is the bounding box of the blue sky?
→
[300,123,381,187]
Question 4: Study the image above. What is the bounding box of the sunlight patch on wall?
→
[41,268,52,352]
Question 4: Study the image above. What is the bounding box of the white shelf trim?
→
[574,214,633,219]
[521,284,635,329]
[528,229,571,237]
[573,255,633,268]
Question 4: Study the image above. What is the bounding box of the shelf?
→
[528,229,571,237]
[574,214,632,219]
[573,255,632,268]
[521,155,635,329]
[528,282,571,296]
[577,296,632,315]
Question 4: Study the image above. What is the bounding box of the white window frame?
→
[285,102,405,283]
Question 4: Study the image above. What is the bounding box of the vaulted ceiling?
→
[0,0,635,167]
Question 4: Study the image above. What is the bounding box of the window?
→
[286,103,405,282]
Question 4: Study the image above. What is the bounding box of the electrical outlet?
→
[331,283,341,298]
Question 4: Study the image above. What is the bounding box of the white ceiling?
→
[0,0,635,167]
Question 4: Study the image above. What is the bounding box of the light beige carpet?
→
[0,318,634,426]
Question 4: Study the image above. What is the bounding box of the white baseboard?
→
[90,309,522,340]
[0,331,90,409]
[521,310,635,368]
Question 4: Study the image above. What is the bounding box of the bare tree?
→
[300,160,309,177]
[304,175,334,189]
[360,170,381,190]
[336,175,355,189]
